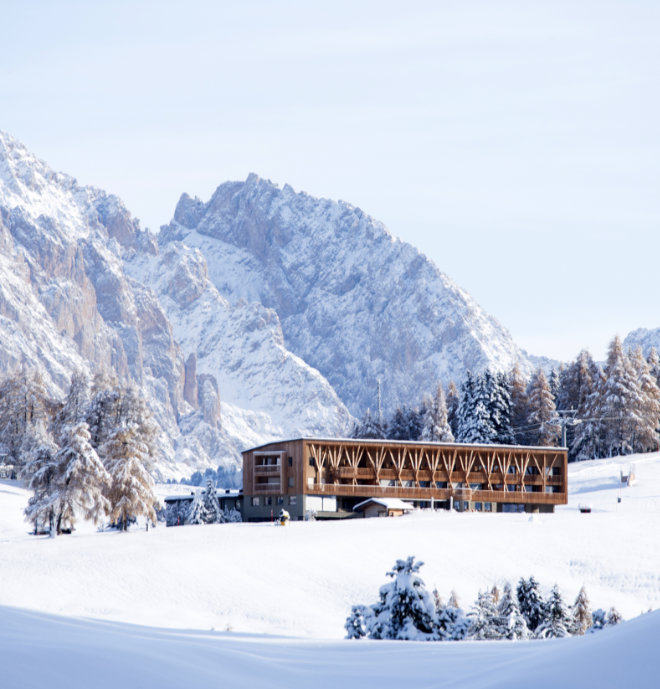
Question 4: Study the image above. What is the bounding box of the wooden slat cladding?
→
[243,438,568,506]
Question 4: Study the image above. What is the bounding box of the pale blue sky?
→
[2,1,659,362]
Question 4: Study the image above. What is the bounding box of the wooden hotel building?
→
[241,438,567,521]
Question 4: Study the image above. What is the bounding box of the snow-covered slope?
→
[161,176,531,415]
[1,454,660,687]
[2,454,660,636]
[1,604,657,689]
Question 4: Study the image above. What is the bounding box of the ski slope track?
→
[1,454,659,686]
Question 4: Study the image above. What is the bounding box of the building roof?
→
[241,437,567,454]
[353,497,414,512]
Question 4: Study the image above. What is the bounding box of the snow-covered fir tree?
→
[456,372,497,443]
[570,585,593,635]
[420,385,454,442]
[351,409,385,439]
[223,506,242,523]
[535,584,570,639]
[509,364,530,445]
[497,582,529,640]
[629,346,660,453]
[186,489,205,525]
[201,478,224,523]
[599,336,643,457]
[467,589,501,640]
[21,421,60,536]
[647,347,660,389]
[346,557,438,640]
[490,372,515,444]
[101,384,159,530]
[53,371,90,446]
[525,369,559,446]
[548,369,561,407]
[0,368,52,469]
[445,381,460,438]
[54,421,111,533]
[516,576,545,633]
[387,407,410,441]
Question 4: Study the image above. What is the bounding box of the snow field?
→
[2,453,660,686]
[2,453,660,637]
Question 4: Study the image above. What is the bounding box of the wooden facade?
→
[242,438,568,521]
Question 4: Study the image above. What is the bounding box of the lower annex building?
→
[241,437,568,521]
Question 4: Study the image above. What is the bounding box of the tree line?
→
[0,368,159,536]
[352,335,660,461]
[345,557,621,641]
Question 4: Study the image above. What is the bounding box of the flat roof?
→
[242,437,567,454]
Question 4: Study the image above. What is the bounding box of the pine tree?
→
[516,576,545,633]
[468,589,501,640]
[54,421,111,533]
[535,584,570,639]
[599,336,642,457]
[497,582,529,640]
[572,362,607,461]
[491,372,515,444]
[201,478,224,523]
[570,585,592,635]
[22,421,60,536]
[351,557,438,640]
[420,385,454,442]
[186,489,205,525]
[548,369,561,407]
[509,365,530,445]
[647,347,660,389]
[351,409,384,439]
[526,370,560,446]
[456,372,497,443]
[629,346,660,453]
[387,407,410,441]
[446,381,460,438]
[100,383,159,531]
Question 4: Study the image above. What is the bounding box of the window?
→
[251,497,260,507]
[484,502,492,512]
[307,477,314,487]
[309,457,315,466]
[288,477,294,488]
[277,496,284,505]
[289,496,297,505]
[265,496,272,506]
[288,456,293,467]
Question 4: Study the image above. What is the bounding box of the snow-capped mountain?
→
[624,328,660,356]
[0,131,536,476]
[0,132,349,476]
[161,174,531,415]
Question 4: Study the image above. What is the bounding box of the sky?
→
[2,0,659,362]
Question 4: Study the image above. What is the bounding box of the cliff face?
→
[161,174,531,416]
[0,133,351,477]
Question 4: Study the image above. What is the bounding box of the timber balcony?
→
[307,483,566,505]
[254,465,281,476]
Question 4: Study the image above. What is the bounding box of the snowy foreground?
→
[2,454,660,686]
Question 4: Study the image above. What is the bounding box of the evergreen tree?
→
[201,478,224,523]
[647,347,660,389]
[445,381,460,438]
[456,372,497,443]
[350,557,438,640]
[630,346,660,453]
[509,365,530,445]
[599,336,642,457]
[516,576,545,633]
[497,582,529,640]
[100,384,158,530]
[186,489,205,525]
[387,407,411,441]
[548,369,561,407]
[606,607,622,627]
[351,409,384,439]
[491,372,515,444]
[22,421,60,536]
[420,385,454,442]
[54,421,111,533]
[572,363,607,461]
[525,370,560,446]
[535,584,570,639]
[570,585,592,636]
[467,589,501,640]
